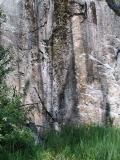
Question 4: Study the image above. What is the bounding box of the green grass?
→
[1,125,120,160]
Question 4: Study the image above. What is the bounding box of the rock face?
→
[1,0,120,126]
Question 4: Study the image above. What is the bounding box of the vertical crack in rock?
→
[90,1,97,25]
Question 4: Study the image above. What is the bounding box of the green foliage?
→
[0,85,34,157]
[37,125,120,160]
[3,125,120,160]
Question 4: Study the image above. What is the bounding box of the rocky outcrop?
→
[1,0,120,126]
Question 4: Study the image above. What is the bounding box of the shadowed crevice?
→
[106,0,120,16]
[90,1,97,25]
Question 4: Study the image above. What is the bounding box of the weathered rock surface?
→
[1,0,120,126]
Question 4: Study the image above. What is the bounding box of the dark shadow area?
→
[99,73,113,126]
[106,0,120,16]
[57,50,79,124]
[105,103,113,126]
[56,18,79,125]
[90,1,97,25]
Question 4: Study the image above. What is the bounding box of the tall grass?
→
[1,125,120,160]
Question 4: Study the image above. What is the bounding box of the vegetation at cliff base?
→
[2,125,120,160]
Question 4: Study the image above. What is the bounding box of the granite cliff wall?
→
[1,0,120,126]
